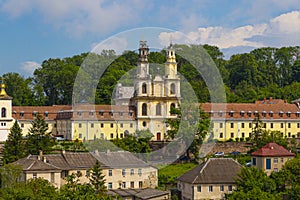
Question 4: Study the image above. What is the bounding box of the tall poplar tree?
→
[89,160,106,194]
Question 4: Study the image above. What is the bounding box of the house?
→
[13,150,158,190]
[177,158,242,200]
[251,142,295,175]
[107,188,170,200]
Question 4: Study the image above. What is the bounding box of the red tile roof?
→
[251,142,295,157]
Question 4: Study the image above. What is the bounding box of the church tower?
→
[132,40,180,141]
[0,81,14,141]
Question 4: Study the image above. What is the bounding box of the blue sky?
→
[1,0,300,76]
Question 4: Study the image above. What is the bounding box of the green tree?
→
[89,160,106,194]
[0,164,22,188]
[3,121,26,164]
[26,114,53,155]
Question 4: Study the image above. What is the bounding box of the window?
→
[288,132,291,137]
[108,170,112,176]
[230,123,234,128]
[101,133,104,139]
[109,111,113,116]
[197,185,201,192]
[101,123,104,128]
[170,103,176,115]
[51,172,55,183]
[79,133,82,139]
[79,123,82,128]
[110,133,114,139]
[281,123,284,128]
[274,168,278,172]
[20,111,24,117]
[274,158,278,164]
[121,182,126,188]
[0,122,6,126]
[220,123,223,128]
[252,157,256,166]
[298,123,300,128]
[33,173,37,179]
[218,111,223,117]
[220,185,224,192]
[156,103,161,115]
[120,133,123,138]
[263,123,266,128]
[77,111,82,116]
[130,123,133,128]
[209,185,213,192]
[270,123,273,128]
[119,112,123,116]
[108,182,112,189]
[249,123,252,128]
[288,123,291,128]
[1,107,6,118]
[139,181,143,188]
[229,111,234,117]
[21,123,24,128]
[241,132,245,138]
[142,83,147,94]
[44,111,48,118]
[33,111,37,117]
[130,169,134,175]
[129,112,133,116]
[241,123,244,128]
[110,123,113,128]
[281,158,284,163]
[266,158,271,170]
[130,181,134,188]
[91,123,94,128]
[120,123,123,128]
[122,169,126,176]
[231,132,234,138]
[89,111,94,116]
[142,103,147,116]
[138,169,142,176]
[142,121,147,127]
[228,185,233,191]
[99,111,104,116]
[219,132,223,138]
[170,83,175,94]
[86,170,90,177]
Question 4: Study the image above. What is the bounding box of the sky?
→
[1,0,300,77]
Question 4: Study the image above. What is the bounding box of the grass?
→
[158,162,198,189]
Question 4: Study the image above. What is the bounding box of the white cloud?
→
[1,0,145,37]
[159,11,300,50]
[20,61,41,75]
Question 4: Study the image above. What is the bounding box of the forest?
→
[1,45,300,106]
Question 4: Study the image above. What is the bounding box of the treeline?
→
[1,45,300,106]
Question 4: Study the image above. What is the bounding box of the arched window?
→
[142,83,147,94]
[170,103,176,116]
[156,103,161,115]
[1,108,6,118]
[170,83,175,94]
[142,103,147,116]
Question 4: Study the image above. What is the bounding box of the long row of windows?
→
[196,185,233,192]
[210,111,300,118]
[77,123,133,128]
[218,122,300,129]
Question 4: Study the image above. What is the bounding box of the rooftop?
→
[251,142,295,157]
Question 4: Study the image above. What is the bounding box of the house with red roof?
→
[251,142,295,175]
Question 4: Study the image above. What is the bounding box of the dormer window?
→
[20,111,24,117]
[279,111,284,117]
[119,112,123,116]
[33,111,37,117]
[44,111,49,118]
[229,111,234,117]
[218,111,223,117]
[77,111,82,116]
[109,111,114,116]
[254,111,259,117]
[240,110,245,117]
[269,111,273,117]
[262,111,267,117]
[99,110,104,116]
[209,110,214,117]
[287,111,291,117]
[247,111,252,117]
[296,111,300,117]
[89,111,94,116]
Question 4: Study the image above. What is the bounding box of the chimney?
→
[263,97,266,102]
[38,150,43,160]
[94,149,99,155]
[270,97,273,102]
[43,156,47,163]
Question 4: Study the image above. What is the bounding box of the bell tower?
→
[0,80,14,141]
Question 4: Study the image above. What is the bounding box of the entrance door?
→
[156,132,161,141]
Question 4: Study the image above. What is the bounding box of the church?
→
[0,40,181,142]
[1,40,300,142]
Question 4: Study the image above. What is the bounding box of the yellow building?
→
[202,98,300,141]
